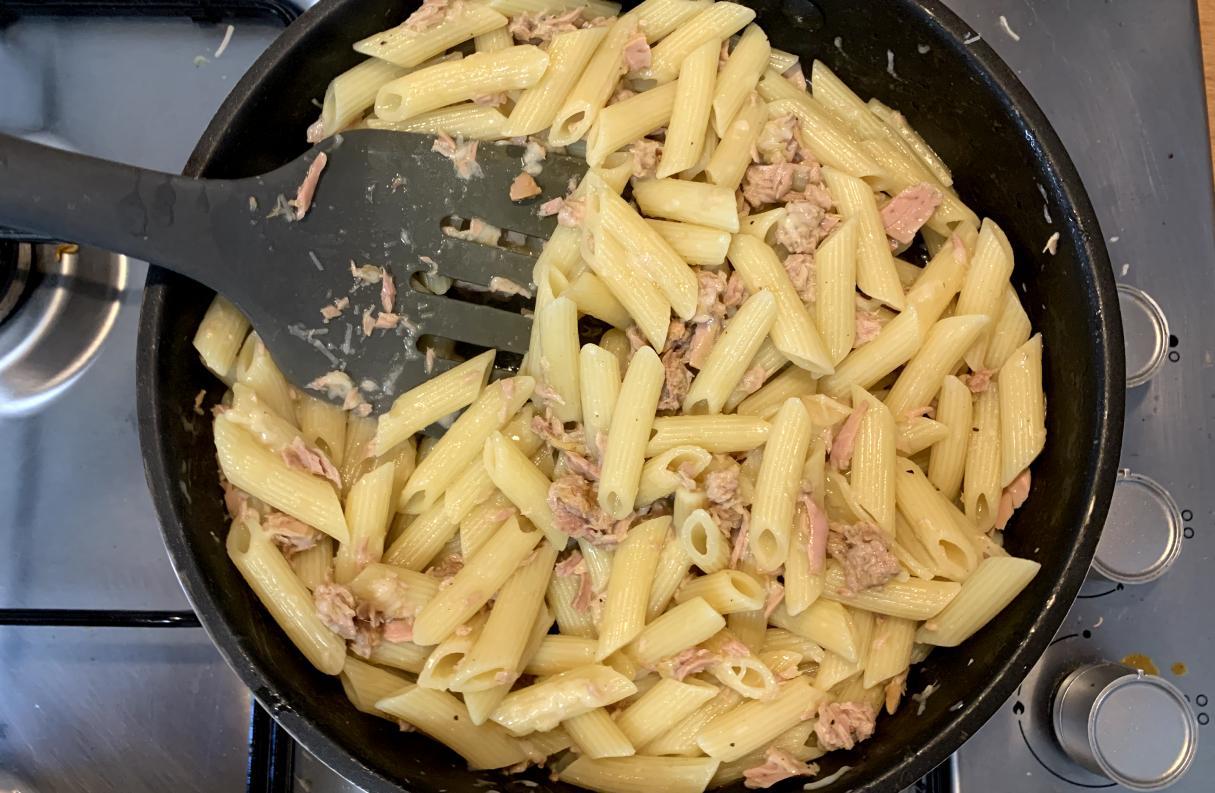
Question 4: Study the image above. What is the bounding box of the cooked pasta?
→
[196,4,1049,789]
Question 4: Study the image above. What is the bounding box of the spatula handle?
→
[0,133,233,292]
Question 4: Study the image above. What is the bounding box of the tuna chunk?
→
[508,8,583,43]
[775,202,829,255]
[742,164,795,206]
[402,0,454,32]
[630,138,662,178]
[829,402,870,470]
[314,582,358,640]
[963,368,995,394]
[659,348,692,411]
[827,522,900,594]
[548,474,628,544]
[281,436,342,488]
[854,312,883,348]
[291,152,327,220]
[814,701,876,751]
[622,31,652,72]
[754,114,800,164]
[880,183,942,245]
[264,512,323,558]
[509,172,542,201]
[742,747,820,789]
[994,468,1031,531]
[669,647,718,680]
[782,253,816,302]
[432,133,483,180]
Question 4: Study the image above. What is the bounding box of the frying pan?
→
[135,0,1125,790]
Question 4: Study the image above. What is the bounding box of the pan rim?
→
[136,1,1124,790]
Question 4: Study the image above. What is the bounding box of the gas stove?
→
[0,2,1209,792]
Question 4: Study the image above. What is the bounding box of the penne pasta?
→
[657,39,719,178]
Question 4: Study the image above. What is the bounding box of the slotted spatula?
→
[0,131,585,413]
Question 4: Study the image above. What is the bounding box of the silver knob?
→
[1092,470,1181,584]
[1117,284,1169,387]
[1052,662,1197,790]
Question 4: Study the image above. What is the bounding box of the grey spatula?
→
[0,131,585,413]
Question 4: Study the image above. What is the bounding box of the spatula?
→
[0,131,585,414]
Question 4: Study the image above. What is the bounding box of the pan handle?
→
[0,133,236,293]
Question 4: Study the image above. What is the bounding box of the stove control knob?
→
[1092,470,1181,584]
[1118,284,1169,387]
[1053,662,1197,790]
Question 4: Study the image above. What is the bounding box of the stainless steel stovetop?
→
[0,2,1211,792]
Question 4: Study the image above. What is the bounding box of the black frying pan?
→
[136,0,1125,790]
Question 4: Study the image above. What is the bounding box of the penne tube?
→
[536,297,583,423]
[376,687,531,769]
[566,269,633,329]
[863,615,917,688]
[491,664,637,735]
[815,217,860,365]
[928,375,972,500]
[235,333,297,425]
[214,415,349,543]
[629,596,726,666]
[897,416,951,455]
[636,445,712,506]
[849,386,897,535]
[615,678,719,747]
[814,607,874,690]
[759,87,882,179]
[597,516,670,658]
[560,755,720,793]
[998,335,1046,487]
[985,285,1032,370]
[674,570,766,614]
[957,219,1015,370]
[727,234,834,375]
[226,516,346,675]
[684,290,777,414]
[647,415,770,456]
[769,600,857,663]
[417,612,487,690]
[657,39,719,178]
[695,675,823,761]
[820,561,961,619]
[916,556,1041,646]
[588,228,671,349]
[375,45,549,122]
[399,376,534,514]
[464,606,554,725]
[452,543,557,691]
[367,637,432,674]
[599,347,665,518]
[580,343,622,457]
[884,315,990,418]
[646,219,731,265]
[506,26,610,136]
[193,295,248,383]
[364,105,510,139]
[549,15,639,146]
[549,572,598,638]
[595,188,699,320]
[341,656,413,719]
[646,531,694,619]
[642,686,743,756]
[679,508,731,574]
[820,166,905,310]
[736,365,816,420]
[291,536,334,591]
[711,24,770,136]
[412,516,543,646]
[963,386,1002,532]
[896,457,979,578]
[565,708,637,759]
[817,306,923,399]
[750,398,813,572]
[296,394,348,467]
[354,4,508,67]
[632,178,739,232]
[320,57,408,135]
[333,461,396,584]
[648,2,756,82]
[526,635,600,676]
[586,81,678,166]
[705,92,768,191]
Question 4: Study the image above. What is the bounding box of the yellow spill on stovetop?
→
[1121,653,1160,676]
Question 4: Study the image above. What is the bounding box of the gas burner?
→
[0,242,127,415]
